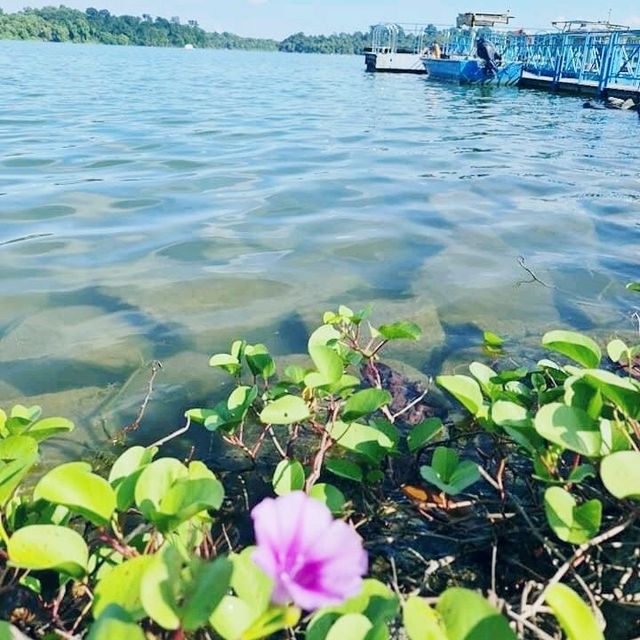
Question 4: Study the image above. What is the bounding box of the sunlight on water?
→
[1,41,639,457]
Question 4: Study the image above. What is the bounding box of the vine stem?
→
[525,514,637,620]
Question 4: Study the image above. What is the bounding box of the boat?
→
[422,12,524,86]
[364,23,431,74]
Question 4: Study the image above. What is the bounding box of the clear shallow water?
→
[1,41,639,456]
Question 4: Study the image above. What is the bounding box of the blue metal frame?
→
[506,29,640,93]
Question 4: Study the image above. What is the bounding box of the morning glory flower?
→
[251,490,368,611]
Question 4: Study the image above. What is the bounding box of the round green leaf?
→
[210,595,257,640]
[326,613,372,640]
[230,547,274,616]
[272,459,306,495]
[259,395,310,425]
[309,483,346,514]
[607,339,628,363]
[325,458,363,482]
[93,555,155,620]
[342,389,392,423]
[544,583,604,640]
[25,416,74,442]
[436,375,484,416]
[33,462,116,526]
[600,451,640,500]
[407,418,444,453]
[8,525,88,577]
[108,446,158,511]
[134,458,187,522]
[544,487,602,544]
[542,330,601,369]
[534,403,601,457]
[437,587,516,640]
[377,322,422,341]
[305,345,344,388]
[403,596,447,640]
[88,605,146,640]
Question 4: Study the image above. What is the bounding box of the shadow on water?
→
[48,286,194,359]
[422,320,483,373]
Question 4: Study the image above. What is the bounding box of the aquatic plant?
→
[1,305,638,639]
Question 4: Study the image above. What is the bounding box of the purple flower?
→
[251,491,368,611]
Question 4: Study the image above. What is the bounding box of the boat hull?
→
[423,58,523,86]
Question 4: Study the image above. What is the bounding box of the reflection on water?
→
[1,41,639,457]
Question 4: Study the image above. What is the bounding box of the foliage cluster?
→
[0,305,638,639]
[0,6,439,54]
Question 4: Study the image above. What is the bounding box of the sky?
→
[1,0,638,39]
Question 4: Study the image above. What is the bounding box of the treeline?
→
[0,6,279,49]
[0,6,441,54]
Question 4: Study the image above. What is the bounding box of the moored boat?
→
[423,57,523,86]
[422,12,523,86]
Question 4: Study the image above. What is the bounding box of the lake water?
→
[1,41,639,458]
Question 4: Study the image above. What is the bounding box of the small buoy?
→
[184,44,194,50]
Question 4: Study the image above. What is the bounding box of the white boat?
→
[364,24,430,74]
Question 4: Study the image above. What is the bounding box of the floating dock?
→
[365,19,640,99]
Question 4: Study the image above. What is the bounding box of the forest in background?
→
[0,6,439,53]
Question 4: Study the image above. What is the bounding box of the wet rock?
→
[583,100,604,110]
[360,361,447,426]
[621,98,637,110]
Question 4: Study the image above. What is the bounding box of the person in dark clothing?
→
[476,36,502,75]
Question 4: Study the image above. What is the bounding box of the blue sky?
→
[1,1,638,38]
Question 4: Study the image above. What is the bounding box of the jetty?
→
[365,16,640,99]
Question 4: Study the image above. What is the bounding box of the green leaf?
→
[245,344,276,379]
[468,362,499,397]
[325,458,363,482]
[607,339,628,363]
[93,555,155,620]
[542,330,601,369]
[24,416,74,442]
[209,353,241,375]
[88,605,146,640]
[260,395,310,425]
[377,322,422,341]
[242,606,301,640]
[8,524,88,577]
[437,588,516,640]
[180,557,233,631]
[342,389,392,422]
[568,464,596,484]
[308,324,342,348]
[600,451,640,500]
[534,404,601,457]
[327,421,389,464]
[0,455,38,507]
[309,483,346,514]
[33,462,116,526]
[407,418,444,453]
[134,458,187,523]
[305,345,344,388]
[436,375,484,416]
[544,583,604,640]
[626,281,640,292]
[230,547,274,615]
[139,546,182,630]
[326,613,372,640]
[272,459,306,495]
[108,446,158,511]
[581,369,640,418]
[209,595,257,640]
[483,331,504,348]
[420,447,480,496]
[491,401,530,428]
[403,596,447,640]
[284,365,307,385]
[185,408,219,424]
[544,487,601,544]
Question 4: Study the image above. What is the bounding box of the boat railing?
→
[369,22,438,55]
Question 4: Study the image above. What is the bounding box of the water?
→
[1,41,639,457]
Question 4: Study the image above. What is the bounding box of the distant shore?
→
[0,5,374,54]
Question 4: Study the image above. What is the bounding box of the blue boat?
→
[421,11,523,86]
[423,57,523,86]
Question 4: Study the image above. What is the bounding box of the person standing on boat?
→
[476,36,501,75]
